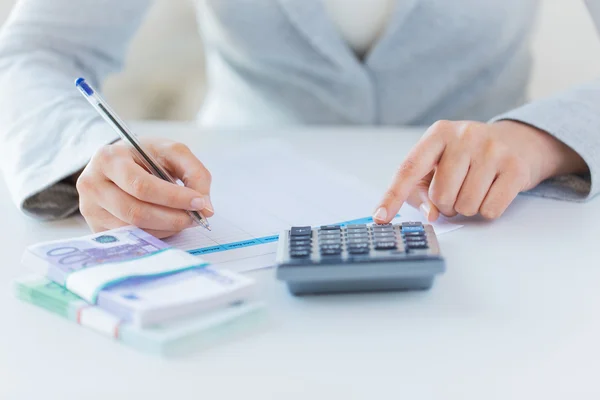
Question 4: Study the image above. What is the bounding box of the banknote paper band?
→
[65,249,209,303]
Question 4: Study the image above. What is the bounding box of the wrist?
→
[493,120,588,181]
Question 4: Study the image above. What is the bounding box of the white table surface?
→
[1,122,599,400]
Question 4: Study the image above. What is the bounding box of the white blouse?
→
[323,0,397,57]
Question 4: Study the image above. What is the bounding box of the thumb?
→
[406,173,440,222]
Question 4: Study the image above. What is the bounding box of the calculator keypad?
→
[285,221,439,262]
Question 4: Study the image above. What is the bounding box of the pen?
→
[75,77,211,231]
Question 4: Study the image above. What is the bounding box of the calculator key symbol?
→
[291,226,312,237]
[290,249,311,258]
[374,241,397,250]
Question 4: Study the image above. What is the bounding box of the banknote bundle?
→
[16,226,265,355]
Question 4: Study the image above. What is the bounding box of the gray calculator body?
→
[275,222,445,295]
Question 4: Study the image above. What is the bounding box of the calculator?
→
[275,222,445,295]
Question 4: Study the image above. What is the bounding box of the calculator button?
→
[320,248,342,256]
[348,246,369,255]
[373,232,396,239]
[405,235,427,241]
[401,226,424,233]
[405,240,428,249]
[291,226,312,237]
[347,232,369,239]
[347,224,367,229]
[405,236,428,243]
[347,225,368,230]
[402,231,426,237]
[290,241,312,248]
[319,239,342,245]
[290,239,311,247]
[347,230,368,237]
[319,234,341,241]
[320,244,341,251]
[402,221,423,227]
[320,225,341,230]
[346,238,369,246]
[347,233,369,240]
[290,247,312,255]
[319,231,341,237]
[372,227,394,233]
[290,249,311,258]
[348,242,369,250]
[373,224,393,229]
[319,230,341,236]
[374,241,397,250]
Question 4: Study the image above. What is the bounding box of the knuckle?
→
[454,200,477,217]
[95,145,113,163]
[125,204,145,226]
[428,188,453,210]
[383,188,399,203]
[458,123,481,145]
[430,120,453,135]
[483,138,506,160]
[170,214,191,231]
[480,204,502,220]
[75,174,94,195]
[204,169,213,184]
[129,175,150,199]
[397,158,418,177]
[96,143,127,164]
[189,168,212,185]
[169,142,191,155]
[431,197,454,212]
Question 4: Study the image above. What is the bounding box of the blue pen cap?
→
[75,77,94,96]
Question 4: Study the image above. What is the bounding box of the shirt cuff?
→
[17,123,119,220]
[489,98,598,202]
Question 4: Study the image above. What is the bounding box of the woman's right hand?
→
[76,137,214,238]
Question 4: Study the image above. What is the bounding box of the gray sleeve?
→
[489,82,598,201]
[488,1,600,202]
[0,0,152,220]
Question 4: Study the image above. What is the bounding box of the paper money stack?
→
[15,226,265,356]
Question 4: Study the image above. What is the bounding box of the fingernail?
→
[204,197,214,213]
[419,203,431,219]
[190,197,206,210]
[373,207,388,222]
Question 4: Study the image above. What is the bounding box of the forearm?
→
[0,0,152,219]
[490,78,600,201]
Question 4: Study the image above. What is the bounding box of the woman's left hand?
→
[373,120,588,223]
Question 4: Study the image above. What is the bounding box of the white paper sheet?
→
[165,140,461,272]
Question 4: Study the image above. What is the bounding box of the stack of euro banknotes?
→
[14,226,266,356]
